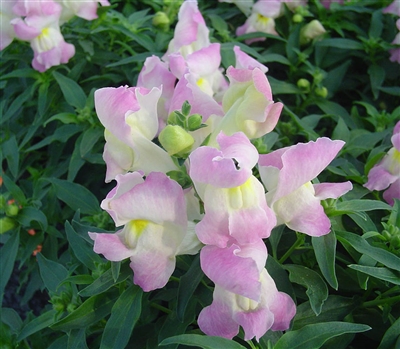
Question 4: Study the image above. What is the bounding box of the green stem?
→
[247,340,258,349]
[362,294,400,308]
[150,302,172,314]
[279,234,304,264]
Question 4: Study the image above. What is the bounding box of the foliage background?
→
[1,0,399,348]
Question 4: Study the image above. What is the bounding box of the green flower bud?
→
[297,78,310,92]
[300,20,326,45]
[6,204,19,217]
[314,86,328,98]
[391,235,400,249]
[0,217,17,234]
[382,230,392,241]
[158,125,195,156]
[187,114,203,131]
[152,11,170,31]
[292,13,303,23]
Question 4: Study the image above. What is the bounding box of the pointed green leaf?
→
[377,317,400,349]
[100,285,143,349]
[51,293,118,331]
[36,253,69,294]
[46,178,100,215]
[18,310,58,341]
[53,71,87,110]
[284,265,328,315]
[2,136,19,178]
[177,254,204,322]
[0,230,20,304]
[312,231,338,289]
[274,322,371,349]
[348,265,400,285]
[159,334,247,349]
[336,230,400,271]
[68,328,88,349]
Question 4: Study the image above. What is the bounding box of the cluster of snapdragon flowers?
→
[0,0,110,72]
[88,0,357,341]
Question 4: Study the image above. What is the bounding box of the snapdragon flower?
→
[383,0,400,16]
[94,86,177,181]
[364,121,400,205]
[55,0,110,24]
[219,0,254,16]
[198,268,296,341]
[0,0,17,50]
[89,172,201,291]
[258,137,353,236]
[11,0,75,72]
[389,19,400,64]
[163,0,209,60]
[210,66,282,143]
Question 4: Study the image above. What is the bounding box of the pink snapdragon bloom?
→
[388,19,400,64]
[321,0,344,9]
[236,0,281,44]
[94,86,177,181]
[198,268,296,341]
[163,0,209,60]
[383,0,400,16]
[0,0,17,50]
[234,46,268,73]
[190,132,276,301]
[190,132,276,247]
[210,66,282,143]
[169,43,228,98]
[364,122,400,206]
[89,172,201,291]
[55,0,110,24]
[258,137,353,236]
[137,55,177,129]
[11,0,75,72]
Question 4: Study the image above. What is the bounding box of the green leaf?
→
[348,265,400,285]
[369,10,383,38]
[1,84,35,125]
[26,124,82,151]
[368,64,385,100]
[316,38,364,50]
[51,293,118,331]
[68,329,88,349]
[177,254,204,322]
[269,76,301,94]
[336,230,400,271]
[15,207,48,231]
[46,178,100,215]
[332,117,350,143]
[377,317,400,349]
[0,230,20,304]
[80,127,103,158]
[312,231,338,290]
[53,71,87,110]
[78,264,131,297]
[0,308,23,334]
[2,136,19,178]
[274,322,370,349]
[284,265,328,315]
[315,100,356,129]
[36,253,69,294]
[159,334,247,349]
[18,310,58,341]
[1,173,26,204]
[335,200,392,213]
[293,296,359,330]
[44,113,78,126]
[65,221,103,270]
[100,285,143,349]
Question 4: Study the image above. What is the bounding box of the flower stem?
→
[150,302,172,314]
[362,294,400,308]
[278,233,304,264]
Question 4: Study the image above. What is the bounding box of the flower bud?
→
[314,86,328,98]
[292,14,303,23]
[0,217,16,234]
[152,11,170,31]
[187,114,203,131]
[6,203,19,217]
[297,78,310,92]
[300,20,326,45]
[158,125,195,156]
